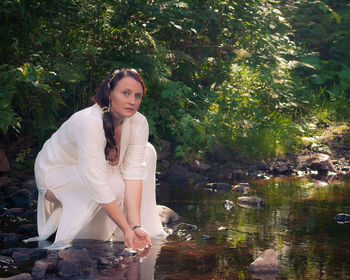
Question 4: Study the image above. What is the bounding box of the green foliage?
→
[0,0,349,166]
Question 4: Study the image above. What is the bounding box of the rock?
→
[179,223,198,231]
[18,224,37,234]
[237,196,264,208]
[21,180,38,197]
[335,213,350,224]
[96,256,113,266]
[297,153,335,174]
[223,200,234,210]
[13,248,46,264]
[57,248,93,277]
[0,255,16,270]
[2,233,25,243]
[157,205,181,224]
[7,208,25,216]
[154,140,171,161]
[31,260,55,280]
[191,160,210,172]
[199,182,232,191]
[2,273,33,280]
[0,149,10,172]
[57,260,77,278]
[232,169,247,179]
[272,165,291,175]
[9,189,33,208]
[58,248,92,263]
[11,248,47,264]
[233,183,250,194]
[0,176,12,189]
[249,249,278,274]
[3,185,20,195]
[167,164,195,184]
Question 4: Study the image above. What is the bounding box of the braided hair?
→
[92,68,146,162]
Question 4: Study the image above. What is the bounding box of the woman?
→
[24,68,167,250]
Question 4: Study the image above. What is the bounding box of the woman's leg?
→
[140,143,167,239]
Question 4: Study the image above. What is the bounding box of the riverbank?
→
[157,124,350,185]
[0,124,349,279]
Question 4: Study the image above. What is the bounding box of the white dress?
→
[25,104,167,250]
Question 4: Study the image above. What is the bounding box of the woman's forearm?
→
[123,179,142,227]
[101,200,132,234]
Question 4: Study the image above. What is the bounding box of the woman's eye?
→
[135,93,142,99]
[122,91,129,95]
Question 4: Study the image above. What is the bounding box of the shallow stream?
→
[1,175,350,279]
[152,175,350,280]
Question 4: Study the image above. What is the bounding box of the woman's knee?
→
[145,142,157,167]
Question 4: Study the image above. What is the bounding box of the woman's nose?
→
[128,95,136,105]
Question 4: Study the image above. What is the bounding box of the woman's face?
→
[109,76,144,121]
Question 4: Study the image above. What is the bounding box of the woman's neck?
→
[111,112,125,128]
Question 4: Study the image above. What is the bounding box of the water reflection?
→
[155,175,350,280]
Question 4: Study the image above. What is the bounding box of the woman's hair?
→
[92,68,146,163]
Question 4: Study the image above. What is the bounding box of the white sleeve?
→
[120,116,149,180]
[75,116,115,204]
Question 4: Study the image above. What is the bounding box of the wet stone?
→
[272,165,291,175]
[2,273,33,280]
[231,169,247,179]
[3,186,20,195]
[335,213,350,223]
[179,223,198,231]
[199,182,232,191]
[237,196,264,208]
[157,205,181,224]
[11,248,47,264]
[96,256,113,267]
[2,233,26,248]
[9,190,33,208]
[0,176,12,189]
[0,255,16,270]
[18,224,37,234]
[249,249,278,274]
[233,183,251,194]
[21,180,38,197]
[31,260,55,280]
[7,208,25,217]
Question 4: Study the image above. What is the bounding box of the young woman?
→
[25,68,167,250]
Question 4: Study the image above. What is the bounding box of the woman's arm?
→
[124,179,152,247]
[101,199,148,250]
[124,179,142,227]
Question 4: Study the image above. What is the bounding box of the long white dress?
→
[25,104,167,250]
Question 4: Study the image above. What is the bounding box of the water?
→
[153,175,350,280]
[1,175,350,279]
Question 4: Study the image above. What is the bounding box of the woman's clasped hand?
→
[124,227,152,251]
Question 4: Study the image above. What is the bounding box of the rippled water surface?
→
[153,175,350,280]
[1,175,350,279]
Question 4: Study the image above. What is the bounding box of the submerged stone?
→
[233,183,250,193]
[249,249,278,274]
[335,213,350,223]
[2,273,33,280]
[237,196,264,208]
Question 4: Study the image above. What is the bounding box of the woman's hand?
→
[124,228,151,250]
[133,227,152,248]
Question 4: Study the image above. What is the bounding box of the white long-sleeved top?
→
[35,103,148,204]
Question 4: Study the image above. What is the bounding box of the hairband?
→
[107,69,121,89]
